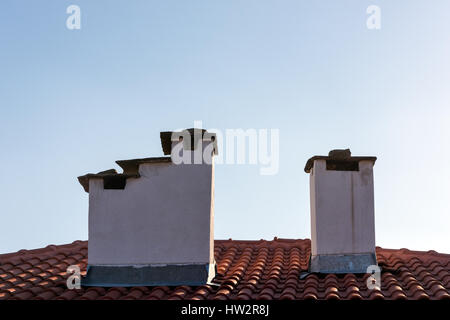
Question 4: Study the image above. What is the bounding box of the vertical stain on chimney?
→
[351,173,355,253]
[361,167,371,186]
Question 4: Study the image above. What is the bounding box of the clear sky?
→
[1,1,449,254]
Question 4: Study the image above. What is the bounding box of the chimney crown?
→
[304,149,376,173]
[160,128,218,156]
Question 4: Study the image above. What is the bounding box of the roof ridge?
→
[2,239,449,262]
[215,238,310,243]
[0,240,87,262]
[376,246,450,259]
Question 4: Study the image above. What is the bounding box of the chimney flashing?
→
[310,253,377,274]
[81,263,216,287]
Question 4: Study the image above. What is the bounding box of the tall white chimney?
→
[78,128,217,286]
[305,149,378,273]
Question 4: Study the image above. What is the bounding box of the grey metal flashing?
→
[309,253,378,274]
[81,263,216,287]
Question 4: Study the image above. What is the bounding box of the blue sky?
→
[1,1,449,254]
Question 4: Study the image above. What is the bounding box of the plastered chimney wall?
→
[79,130,216,286]
[88,160,214,265]
[310,160,375,256]
[305,149,377,273]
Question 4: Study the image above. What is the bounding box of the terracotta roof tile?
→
[0,239,449,300]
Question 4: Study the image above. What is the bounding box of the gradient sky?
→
[1,1,449,254]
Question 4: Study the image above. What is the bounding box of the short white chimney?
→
[78,128,217,286]
[305,149,378,273]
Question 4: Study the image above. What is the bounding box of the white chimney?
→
[305,149,378,273]
[78,128,217,286]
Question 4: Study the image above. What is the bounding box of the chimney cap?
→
[77,169,139,193]
[160,128,217,155]
[78,157,171,192]
[116,156,171,175]
[304,149,377,173]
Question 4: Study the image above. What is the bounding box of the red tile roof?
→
[1,239,449,300]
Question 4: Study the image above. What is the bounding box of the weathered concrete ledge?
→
[78,157,171,192]
[304,149,377,173]
[77,169,140,193]
[116,156,171,175]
